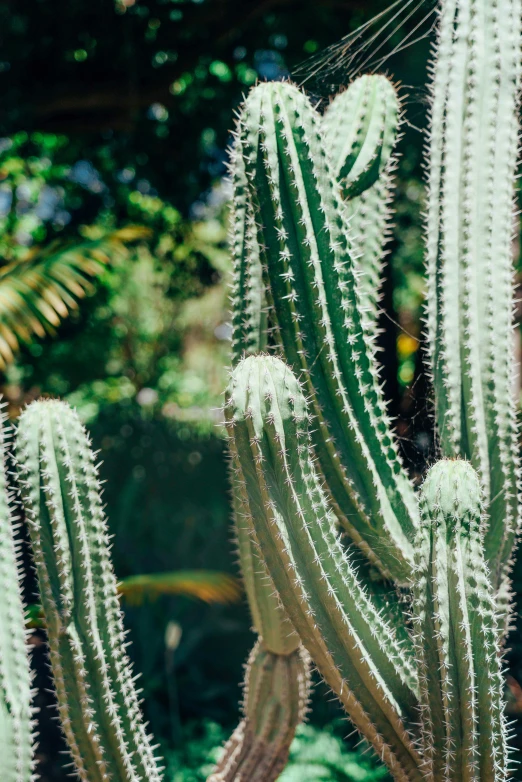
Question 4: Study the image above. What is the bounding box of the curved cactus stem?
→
[425,0,522,596]
[226,355,422,782]
[15,401,163,782]
[233,482,300,656]
[0,408,36,782]
[323,74,400,332]
[208,640,310,782]
[238,80,417,584]
[412,459,508,781]
[323,74,400,200]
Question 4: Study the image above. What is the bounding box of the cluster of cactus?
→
[0,0,521,780]
[221,0,522,780]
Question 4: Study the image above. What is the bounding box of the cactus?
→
[15,400,163,782]
[425,0,522,606]
[236,78,417,585]
[0,0,519,780]
[223,0,521,778]
[0,409,35,782]
[412,460,507,780]
[208,641,310,782]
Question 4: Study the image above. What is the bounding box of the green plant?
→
[0,1,520,780]
[219,0,521,779]
[0,226,149,369]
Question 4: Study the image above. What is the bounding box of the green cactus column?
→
[226,354,422,782]
[323,74,400,329]
[412,459,507,780]
[15,400,163,782]
[0,410,35,782]
[237,79,417,584]
[426,0,522,597]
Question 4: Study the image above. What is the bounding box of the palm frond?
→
[0,226,150,369]
[26,570,241,626]
[118,570,242,607]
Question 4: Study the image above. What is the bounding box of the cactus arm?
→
[238,80,417,583]
[322,75,400,331]
[0,410,35,782]
[412,460,507,781]
[226,355,422,782]
[208,640,310,782]
[323,74,400,200]
[15,401,163,782]
[231,74,400,360]
[426,0,522,592]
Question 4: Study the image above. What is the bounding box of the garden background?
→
[2,0,522,779]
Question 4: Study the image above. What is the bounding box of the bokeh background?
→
[1,0,522,779]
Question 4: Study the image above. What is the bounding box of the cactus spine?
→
[15,401,163,782]
[0,409,35,782]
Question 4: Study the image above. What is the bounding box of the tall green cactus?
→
[425,0,522,602]
[15,401,163,782]
[0,409,35,782]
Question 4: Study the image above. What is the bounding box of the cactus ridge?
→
[412,459,508,781]
[15,400,163,782]
[237,79,417,583]
[425,0,522,598]
[208,640,310,782]
[0,408,36,782]
[226,355,422,782]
